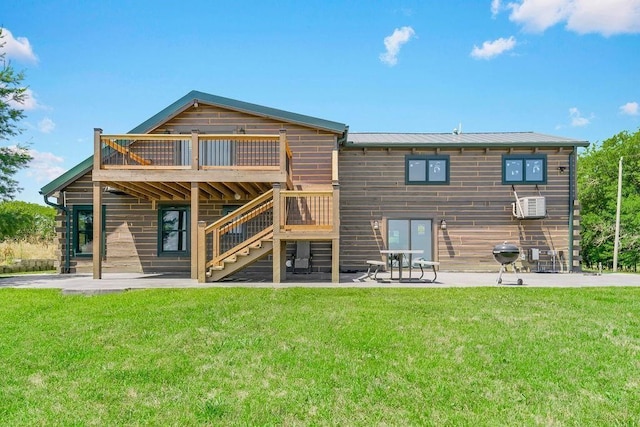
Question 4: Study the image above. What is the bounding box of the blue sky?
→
[2,0,639,204]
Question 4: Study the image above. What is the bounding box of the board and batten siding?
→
[339,146,576,272]
[54,104,339,274]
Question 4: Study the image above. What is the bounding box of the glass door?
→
[387,219,433,267]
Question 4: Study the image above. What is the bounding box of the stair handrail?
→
[204,189,274,268]
[205,189,273,233]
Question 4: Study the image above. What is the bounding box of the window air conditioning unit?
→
[513,196,546,219]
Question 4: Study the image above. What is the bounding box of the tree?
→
[0,28,32,200]
[578,128,640,270]
[0,200,55,241]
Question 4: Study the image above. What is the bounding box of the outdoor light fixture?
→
[193,100,199,108]
[558,166,567,174]
[234,193,242,200]
[373,220,379,230]
[440,219,447,230]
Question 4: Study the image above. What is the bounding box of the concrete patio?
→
[2,270,640,294]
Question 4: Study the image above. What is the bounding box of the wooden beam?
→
[123,182,170,201]
[92,181,102,279]
[332,238,340,283]
[191,182,199,279]
[198,183,224,199]
[93,169,287,184]
[206,182,235,199]
[197,221,206,283]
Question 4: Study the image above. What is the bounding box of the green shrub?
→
[0,201,56,241]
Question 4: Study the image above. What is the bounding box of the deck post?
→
[190,182,199,279]
[273,182,282,283]
[191,130,199,169]
[332,179,340,283]
[93,128,102,170]
[197,221,206,283]
[92,181,102,279]
[279,129,287,176]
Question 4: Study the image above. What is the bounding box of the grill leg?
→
[497,265,505,284]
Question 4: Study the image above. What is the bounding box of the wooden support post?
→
[332,180,340,283]
[190,182,199,279]
[272,182,283,283]
[273,183,281,238]
[93,128,102,170]
[273,238,282,283]
[332,238,340,283]
[197,221,206,283]
[191,130,199,169]
[279,129,287,176]
[92,181,102,279]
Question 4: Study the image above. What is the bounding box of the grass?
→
[1,287,639,425]
[0,239,56,265]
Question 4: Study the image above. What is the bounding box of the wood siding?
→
[339,146,576,272]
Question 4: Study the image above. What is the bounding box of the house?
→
[40,91,589,282]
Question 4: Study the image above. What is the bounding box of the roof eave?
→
[39,156,93,196]
[343,141,590,149]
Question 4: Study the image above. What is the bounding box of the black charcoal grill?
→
[492,242,523,285]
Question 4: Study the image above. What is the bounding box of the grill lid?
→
[492,242,520,264]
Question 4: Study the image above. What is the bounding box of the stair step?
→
[223,256,237,264]
[249,241,262,249]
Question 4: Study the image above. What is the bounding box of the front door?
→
[387,219,433,266]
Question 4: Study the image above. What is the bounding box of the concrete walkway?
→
[2,270,640,294]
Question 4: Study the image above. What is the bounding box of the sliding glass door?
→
[387,219,433,266]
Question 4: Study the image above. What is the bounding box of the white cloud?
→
[379,26,416,66]
[470,36,517,59]
[25,149,65,183]
[620,101,639,116]
[38,117,56,134]
[569,107,591,126]
[506,0,640,36]
[0,27,38,63]
[492,0,503,17]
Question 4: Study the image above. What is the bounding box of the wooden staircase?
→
[200,189,275,282]
[206,229,274,281]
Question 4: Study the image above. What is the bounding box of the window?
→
[72,205,105,257]
[158,206,189,255]
[502,155,547,184]
[405,155,450,185]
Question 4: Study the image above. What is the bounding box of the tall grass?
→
[1,288,639,425]
[0,239,56,265]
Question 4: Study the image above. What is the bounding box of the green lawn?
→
[1,288,639,425]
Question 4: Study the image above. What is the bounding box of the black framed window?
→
[502,155,547,184]
[405,155,450,185]
[158,206,189,255]
[72,205,105,257]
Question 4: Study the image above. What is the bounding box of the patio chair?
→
[292,241,312,274]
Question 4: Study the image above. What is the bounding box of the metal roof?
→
[131,90,348,135]
[346,132,589,147]
[40,91,348,196]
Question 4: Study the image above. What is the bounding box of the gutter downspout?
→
[43,193,71,274]
[568,148,576,272]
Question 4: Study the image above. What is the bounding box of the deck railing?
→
[96,131,291,172]
[279,189,336,232]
